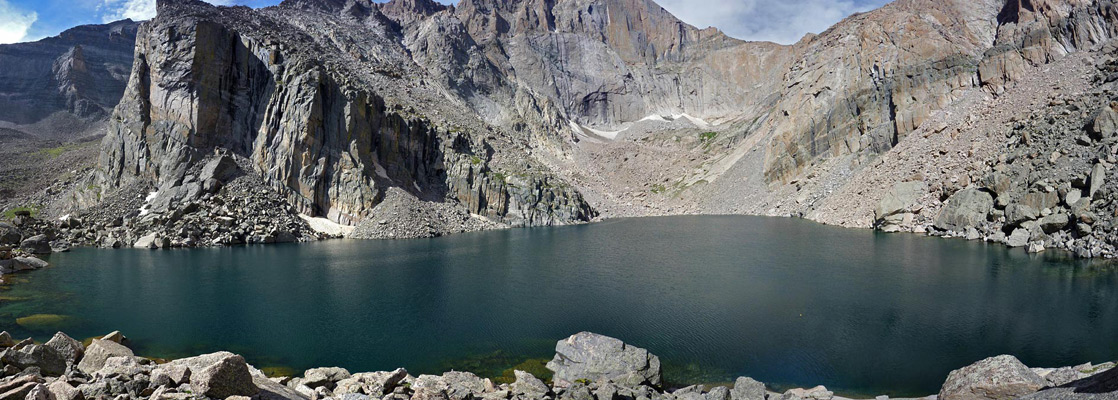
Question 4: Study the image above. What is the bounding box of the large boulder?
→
[200,155,241,184]
[934,189,993,231]
[780,386,832,400]
[0,344,67,376]
[334,368,408,396]
[191,353,259,398]
[1090,163,1107,198]
[1004,204,1038,226]
[19,235,51,255]
[44,332,83,366]
[511,370,550,396]
[1090,103,1118,141]
[731,377,766,400]
[546,332,662,388]
[303,367,351,389]
[76,339,134,375]
[0,223,20,245]
[939,355,1046,400]
[874,181,925,230]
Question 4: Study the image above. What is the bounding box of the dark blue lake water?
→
[1,216,1116,396]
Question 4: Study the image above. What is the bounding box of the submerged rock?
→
[546,332,662,388]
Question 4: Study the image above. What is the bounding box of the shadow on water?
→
[0,215,1117,397]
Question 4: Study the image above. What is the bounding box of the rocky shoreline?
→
[0,331,1111,400]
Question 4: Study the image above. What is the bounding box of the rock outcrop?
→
[77,0,594,244]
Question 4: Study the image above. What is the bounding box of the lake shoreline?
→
[0,330,1113,400]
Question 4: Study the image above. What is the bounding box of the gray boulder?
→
[874,181,925,229]
[935,189,993,231]
[19,235,51,255]
[191,353,259,398]
[1090,104,1118,141]
[706,386,731,400]
[76,339,134,375]
[1090,163,1107,198]
[1006,228,1030,248]
[938,355,1045,400]
[0,344,67,376]
[1004,204,1038,226]
[1039,213,1070,233]
[334,368,408,396]
[46,381,81,400]
[200,155,241,183]
[780,386,832,400]
[1020,191,1059,213]
[44,332,83,366]
[546,332,662,388]
[303,366,351,389]
[0,223,20,245]
[731,377,766,400]
[511,370,549,396]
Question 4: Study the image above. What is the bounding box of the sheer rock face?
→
[93,0,594,229]
[0,20,139,139]
[762,0,1118,183]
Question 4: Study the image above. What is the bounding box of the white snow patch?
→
[640,114,669,122]
[299,214,355,236]
[58,214,70,221]
[673,113,711,128]
[138,191,158,216]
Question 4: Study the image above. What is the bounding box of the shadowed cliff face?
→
[0,20,139,139]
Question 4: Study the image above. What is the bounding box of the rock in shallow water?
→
[546,332,662,388]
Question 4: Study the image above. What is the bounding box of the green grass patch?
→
[37,143,84,159]
[651,183,667,194]
[699,132,719,142]
[2,205,40,220]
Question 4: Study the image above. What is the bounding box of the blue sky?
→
[0,0,888,45]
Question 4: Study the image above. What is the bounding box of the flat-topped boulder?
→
[546,332,662,388]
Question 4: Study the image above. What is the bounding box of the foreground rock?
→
[547,332,662,388]
[0,329,1111,400]
[939,355,1047,400]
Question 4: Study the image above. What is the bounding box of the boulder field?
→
[0,331,1110,400]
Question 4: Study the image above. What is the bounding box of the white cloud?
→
[656,0,886,44]
[100,0,239,23]
[0,0,37,44]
